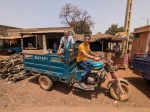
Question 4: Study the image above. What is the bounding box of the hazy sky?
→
[0,0,150,34]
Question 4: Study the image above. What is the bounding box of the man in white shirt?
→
[57,30,74,55]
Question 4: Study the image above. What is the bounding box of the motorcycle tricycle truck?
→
[23,44,131,101]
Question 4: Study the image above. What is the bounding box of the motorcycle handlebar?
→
[98,55,108,63]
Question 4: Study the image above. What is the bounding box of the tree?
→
[73,21,92,34]
[105,24,124,35]
[59,3,94,34]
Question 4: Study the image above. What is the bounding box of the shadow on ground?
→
[28,75,112,100]
[125,77,150,99]
[71,86,111,100]
[28,75,39,85]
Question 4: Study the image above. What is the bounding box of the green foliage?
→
[105,24,124,35]
[72,21,92,34]
[129,35,133,39]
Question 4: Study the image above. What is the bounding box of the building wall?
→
[131,32,148,61]
[149,38,150,51]
[131,26,150,62]
[134,26,150,32]
[0,25,21,36]
[140,32,148,52]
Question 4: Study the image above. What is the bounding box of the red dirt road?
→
[0,68,150,112]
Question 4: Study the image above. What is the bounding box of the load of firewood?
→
[0,53,32,82]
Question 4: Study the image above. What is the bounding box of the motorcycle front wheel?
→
[109,82,131,101]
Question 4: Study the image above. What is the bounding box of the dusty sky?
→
[0,0,150,34]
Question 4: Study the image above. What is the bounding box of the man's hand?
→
[93,57,100,61]
[57,51,63,55]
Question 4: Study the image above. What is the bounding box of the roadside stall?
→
[111,32,129,69]
[0,36,22,55]
[19,27,73,54]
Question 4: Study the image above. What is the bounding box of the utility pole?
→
[124,0,133,53]
[141,18,149,26]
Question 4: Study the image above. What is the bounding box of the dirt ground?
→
[0,67,150,112]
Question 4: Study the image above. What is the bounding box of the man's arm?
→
[82,51,100,61]
[57,37,63,54]
[58,43,62,51]
[71,36,75,44]
[82,50,94,59]
[89,51,99,57]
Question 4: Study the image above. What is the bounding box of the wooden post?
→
[35,35,38,47]
[42,34,47,53]
[21,34,23,50]
[102,40,104,52]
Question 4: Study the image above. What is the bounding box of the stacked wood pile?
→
[0,53,32,82]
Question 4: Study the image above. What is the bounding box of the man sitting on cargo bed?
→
[76,34,100,89]
[57,30,75,55]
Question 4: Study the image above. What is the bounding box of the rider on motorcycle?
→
[76,34,101,89]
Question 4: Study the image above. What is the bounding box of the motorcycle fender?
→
[107,78,129,89]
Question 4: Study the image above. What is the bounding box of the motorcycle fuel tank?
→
[88,62,103,70]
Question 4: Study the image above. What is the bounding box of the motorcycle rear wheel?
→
[39,75,53,91]
[109,82,131,101]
